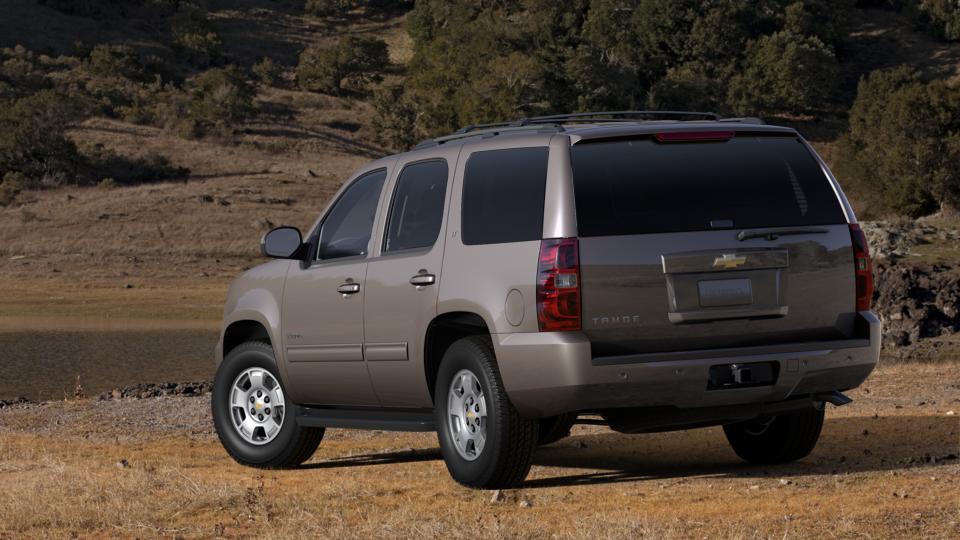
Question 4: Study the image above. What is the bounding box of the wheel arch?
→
[423,311,491,404]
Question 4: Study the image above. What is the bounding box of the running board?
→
[296,406,436,432]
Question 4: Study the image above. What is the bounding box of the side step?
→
[297,406,436,432]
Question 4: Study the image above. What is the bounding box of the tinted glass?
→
[570,136,846,237]
[317,169,387,260]
[384,160,448,252]
[462,147,549,245]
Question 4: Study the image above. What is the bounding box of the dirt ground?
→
[0,362,956,539]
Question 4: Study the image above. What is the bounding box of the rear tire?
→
[723,407,824,464]
[435,336,539,488]
[537,413,577,446]
[213,341,324,468]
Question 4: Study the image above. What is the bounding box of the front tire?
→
[213,341,323,468]
[723,407,825,464]
[435,336,538,488]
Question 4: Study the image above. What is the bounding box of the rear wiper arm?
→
[737,227,829,241]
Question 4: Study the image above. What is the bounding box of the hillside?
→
[1,1,959,321]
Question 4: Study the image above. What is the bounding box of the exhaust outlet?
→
[814,390,853,407]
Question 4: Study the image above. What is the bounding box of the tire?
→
[212,341,324,468]
[435,336,539,489]
[723,407,825,465]
[537,413,577,446]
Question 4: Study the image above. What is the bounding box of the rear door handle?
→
[409,273,436,287]
[337,283,360,294]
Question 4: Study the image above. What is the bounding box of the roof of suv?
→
[405,111,798,158]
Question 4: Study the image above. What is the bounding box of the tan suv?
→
[212,111,881,488]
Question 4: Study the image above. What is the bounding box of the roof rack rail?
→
[717,116,765,125]
[516,110,720,125]
[412,110,722,149]
[413,124,563,150]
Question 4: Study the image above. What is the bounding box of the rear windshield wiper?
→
[737,227,829,241]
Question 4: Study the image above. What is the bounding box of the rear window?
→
[570,136,846,237]
[462,147,549,245]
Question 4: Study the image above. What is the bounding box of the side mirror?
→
[261,226,304,259]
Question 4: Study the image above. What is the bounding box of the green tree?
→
[296,36,389,95]
[0,90,83,187]
[834,66,960,217]
[186,66,255,136]
[920,0,960,41]
[727,31,839,115]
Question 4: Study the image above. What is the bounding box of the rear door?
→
[571,133,856,358]
[364,155,454,407]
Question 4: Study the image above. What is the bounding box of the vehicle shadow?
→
[524,415,959,489]
[296,415,958,487]
[300,448,441,470]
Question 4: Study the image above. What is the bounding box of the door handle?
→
[337,282,360,295]
[409,273,436,287]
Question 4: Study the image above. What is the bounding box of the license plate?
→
[698,278,753,307]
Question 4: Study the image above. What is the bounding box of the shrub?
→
[296,36,389,95]
[0,171,30,206]
[82,144,190,185]
[152,66,255,139]
[782,0,855,51]
[85,44,146,81]
[372,85,419,151]
[252,57,282,86]
[834,66,960,217]
[920,0,960,41]
[727,31,839,115]
[0,91,84,189]
[304,0,355,16]
[170,4,222,68]
[645,63,722,113]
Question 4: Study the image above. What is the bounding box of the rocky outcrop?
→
[873,263,960,349]
[97,381,213,401]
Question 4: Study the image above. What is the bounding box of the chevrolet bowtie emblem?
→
[713,253,747,269]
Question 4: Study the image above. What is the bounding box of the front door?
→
[364,157,453,406]
[281,168,388,406]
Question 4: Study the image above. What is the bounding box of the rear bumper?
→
[494,311,881,419]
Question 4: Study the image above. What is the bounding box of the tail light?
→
[537,238,581,331]
[849,223,874,311]
[654,131,734,143]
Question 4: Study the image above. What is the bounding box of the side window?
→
[461,147,549,245]
[317,169,387,260]
[383,159,449,252]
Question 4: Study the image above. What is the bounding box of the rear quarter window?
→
[461,147,549,245]
[570,136,846,237]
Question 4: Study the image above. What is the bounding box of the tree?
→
[296,36,389,95]
[727,31,839,115]
[834,66,960,217]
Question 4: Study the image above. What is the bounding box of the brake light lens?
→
[849,223,874,311]
[654,131,734,143]
[537,238,581,331]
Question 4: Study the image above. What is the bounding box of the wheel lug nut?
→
[258,414,264,421]
[475,405,479,412]
[250,396,255,403]
[257,390,262,398]
[250,408,256,415]
[264,407,271,415]
[264,396,270,404]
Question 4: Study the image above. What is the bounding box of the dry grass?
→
[0,364,957,539]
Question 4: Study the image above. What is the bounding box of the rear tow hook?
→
[813,390,853,408]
